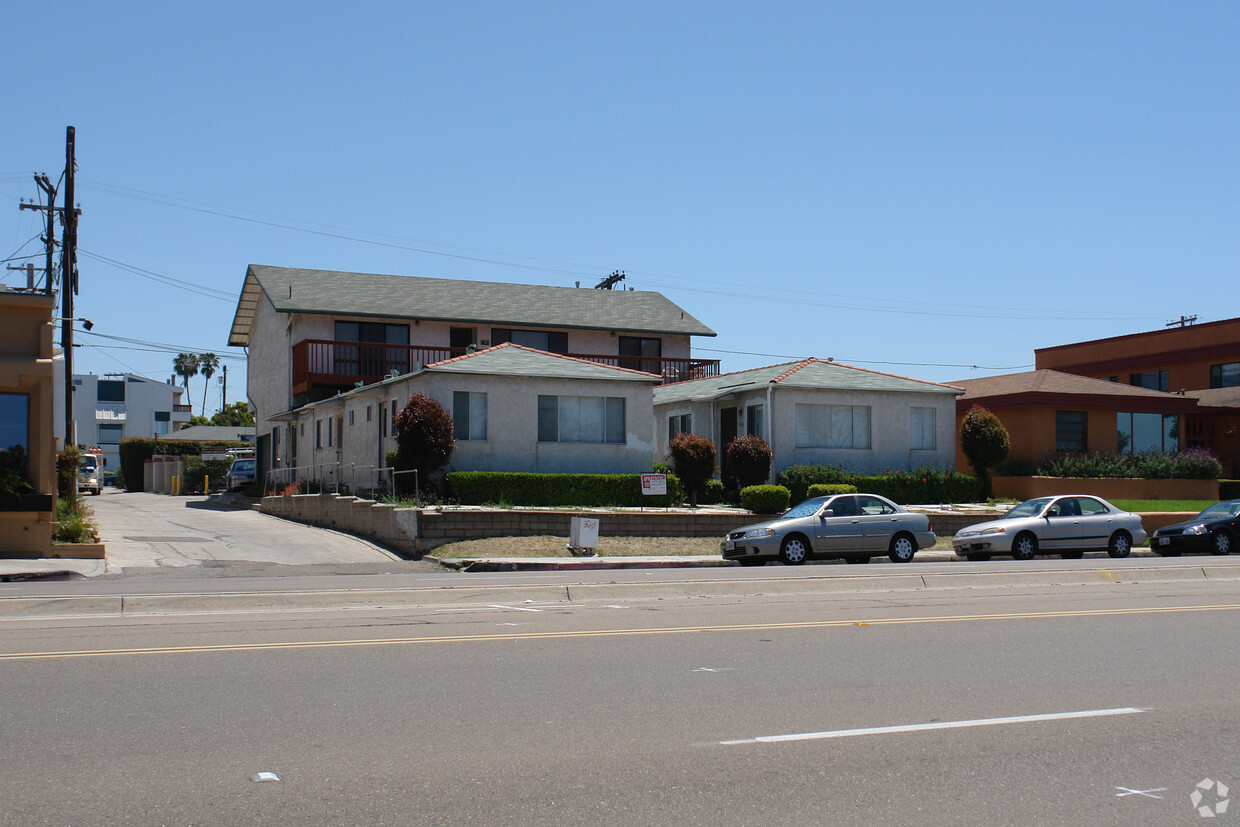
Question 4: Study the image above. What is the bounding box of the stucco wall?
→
[249,294,292,447]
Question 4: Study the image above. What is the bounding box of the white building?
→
[279,343,661,491]
[228,265,717,480]
[653,359,964,480]
[70,373,193,472]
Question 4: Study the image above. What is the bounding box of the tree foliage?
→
[173,353,199,409]
[393,394,456,483]
[727,434,773,489]
[960,405,1010,498]
[198,353,220,417]
[211,402,255,427]
[669,432,717,507]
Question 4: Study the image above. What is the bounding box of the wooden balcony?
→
[292,339,720,395]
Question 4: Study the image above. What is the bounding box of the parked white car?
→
[952,495,1146,561]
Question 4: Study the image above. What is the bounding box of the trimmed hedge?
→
[807,483,858,498]
[740,484,790,514]
[446,471,684,507]
[778,464,982,505]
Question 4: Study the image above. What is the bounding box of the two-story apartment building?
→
[1029,318,1240,474]
[228,265,718,479]
[69,373,193,473]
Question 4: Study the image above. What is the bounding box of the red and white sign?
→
[641,473,667,496]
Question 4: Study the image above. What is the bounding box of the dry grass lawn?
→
[430,534,955,558]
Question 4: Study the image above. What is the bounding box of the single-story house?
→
[653,358,963,480]
[281,343,662,490]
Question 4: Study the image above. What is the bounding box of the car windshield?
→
[1004,497,1054,519]
[233,460,255,471]
[781,498,828,519]
[1198,501,1240,519]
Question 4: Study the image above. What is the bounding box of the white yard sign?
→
[641,473,667,496]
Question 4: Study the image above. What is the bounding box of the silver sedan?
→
[721,493,937,566]
[952,495,1147,561]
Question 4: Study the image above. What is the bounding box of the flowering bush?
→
[669,432,717,507]
[727,435,773,489]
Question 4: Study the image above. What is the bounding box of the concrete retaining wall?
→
[260,494,1012,551]
[261,494,422,557]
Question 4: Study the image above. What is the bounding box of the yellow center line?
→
[3,602,1239,661]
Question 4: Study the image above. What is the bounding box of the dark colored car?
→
[1150,499,1240,556]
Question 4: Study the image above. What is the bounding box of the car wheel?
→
[1106,531,1132,559]
[965,552,991,562]
[888,533,917,563]
[778,535,809,566]
[1060,551,1084,559]
[844,556,870,565]
[1210,530,1232,555]
[1011,532,1038,561]
[736,558,766,567]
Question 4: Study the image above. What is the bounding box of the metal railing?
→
[265,463,421,505]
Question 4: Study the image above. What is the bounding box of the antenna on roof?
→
[1166,315,1197,328]
[595,270,625,290]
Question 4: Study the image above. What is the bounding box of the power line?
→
[78,329,247,359]
[694,346,1032,372]
[78,249,235,300]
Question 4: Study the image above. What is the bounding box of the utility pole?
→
[61,126,79,450]
[594,270,625,290]
[1166,315,1197,328]
[18,173,59,294]
[221,364,227,409]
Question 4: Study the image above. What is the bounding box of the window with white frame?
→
[98,424,123,444]
[668,413,691,441]
[795,404,871,449]
[453,391,487,441]
[538,395,625,444]
[348,410,355,426]
[315,420,322,448]
[746,404,764,438]
[910,407,936,450]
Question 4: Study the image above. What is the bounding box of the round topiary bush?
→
[740,484,790,514]
[669,432,717,507]
[727,434,773,489]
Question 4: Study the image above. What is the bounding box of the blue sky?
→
[3,2,1237,415]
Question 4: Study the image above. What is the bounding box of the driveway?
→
[88,488,405,573]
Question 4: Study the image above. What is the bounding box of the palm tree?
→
[173,353,199,410]
[198,353,219,418]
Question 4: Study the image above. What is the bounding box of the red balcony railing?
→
[292,339,720,395]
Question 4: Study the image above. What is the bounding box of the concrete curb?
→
[0,564,1236,619]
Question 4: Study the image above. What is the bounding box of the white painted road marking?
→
[717,707,1146,746]
[1115,786,1165,799]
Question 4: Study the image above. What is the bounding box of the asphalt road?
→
[2,580,1238,824]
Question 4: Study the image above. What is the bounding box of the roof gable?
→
[423,343,663,383]
[229,265,715,347]
[654,358,962,405]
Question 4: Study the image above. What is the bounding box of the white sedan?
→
[952,495,1146,561]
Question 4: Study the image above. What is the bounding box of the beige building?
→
[0,287,57,554]
[275,344,662,492]
[228,265,717,481]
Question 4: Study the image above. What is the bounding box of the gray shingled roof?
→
[163,425,256,443]
[229,265,716,346]
[424,343,662,383]
[654,358,962,405]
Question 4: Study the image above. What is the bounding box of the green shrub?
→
[117,437,249,492]
[181,458,234,493]
[446,471,684,508]
[780,464,982,504]
[740,484,790,514]
[960,405,1010,498]
[807,483,858,498]
[777,464,852,504]
[1036,449,1221,481]
[53,496,98,543]
[1221,480,1240,500]
[700,478,725,505]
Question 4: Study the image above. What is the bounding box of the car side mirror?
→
[819,509,834,519]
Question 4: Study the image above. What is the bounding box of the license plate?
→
[1158,536,1169,546]
[722,541,734,551]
